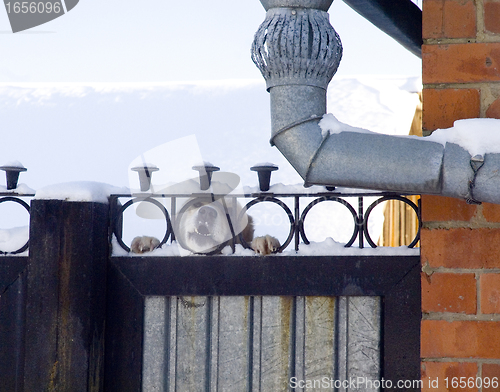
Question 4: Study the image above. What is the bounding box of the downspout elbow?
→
[252,0,500,204]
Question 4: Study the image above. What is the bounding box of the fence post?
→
[23,199,109,392]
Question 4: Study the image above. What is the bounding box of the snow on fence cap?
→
[34,181,128,204]
[1,160,26,169]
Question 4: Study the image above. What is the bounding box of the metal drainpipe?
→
[252,0,500,204]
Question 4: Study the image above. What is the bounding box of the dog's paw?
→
[131,236,160,254]
[251,235,281,255]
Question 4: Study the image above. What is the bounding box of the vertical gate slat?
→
[259,296,294,391]
[294,296,306,392]
[215,296,251,391]
[175,296,211,391]
[166,297,177,392]
[251,296,263,392]
[338,296,381,392]
[304,296,336,387]
[142,297,167,391]
[209,296,219,392]
[347,296,381,388]
[337,296,348,391]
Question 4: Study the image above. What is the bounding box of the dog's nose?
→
[199,206,217,221]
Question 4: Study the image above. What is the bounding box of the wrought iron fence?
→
[0,192,33,255]
[110,189,421,255]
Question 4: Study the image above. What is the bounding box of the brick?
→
[421,195,478,222]
[422,273,477,314]
[423,43,500,84]
[444,0,476,38]
[421,320,500,358]
[421,228,500,268]
[422,0,444,39]
[482,202,500,222]
[423,88,480,131]
[423,0,476,39]
[485,1,500,34]
[421,361,478,392]
[486,97,500,119]
[482,363,500,391]
[480,274,500,314]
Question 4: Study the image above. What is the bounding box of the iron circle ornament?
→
[363,195,420,248]
[238,196,295,253]
[299,196,359,247]
[114,197,172,253]
[0,196,30,255]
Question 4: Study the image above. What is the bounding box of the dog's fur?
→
[131,235,160,254]
[130,197,280,255]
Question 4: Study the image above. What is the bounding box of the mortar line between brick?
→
[477,0,485,38]
[477,272,482,316]
[421,358,500,365]
[422,221,500,230]
[422,313,500,321]
[423,82,496,90]
[479,361,483,392]
[423,267,500,274]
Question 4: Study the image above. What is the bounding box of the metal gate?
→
[105,256,420,391]
[0,196,420,391]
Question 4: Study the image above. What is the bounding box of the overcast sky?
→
[0,0,421,83]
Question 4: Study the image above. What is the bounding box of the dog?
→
[131,235,160,254]
[130,196,280,255]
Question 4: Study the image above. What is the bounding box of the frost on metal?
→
[251,7,342,90]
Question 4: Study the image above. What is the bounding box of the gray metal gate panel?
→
[142,295,381,392]
[105,256,421,392]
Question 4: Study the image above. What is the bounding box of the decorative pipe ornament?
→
[131,165,159,192]
[192,163,220,191]
[251,163,278,192]
[0,163,27,190]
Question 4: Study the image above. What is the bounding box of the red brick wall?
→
[421,0,500,389]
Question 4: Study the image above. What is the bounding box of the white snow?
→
[426,118,500,156]
[34,182,129,204]
[243,183,382,195]
[0,226,29,255]
[319,113,375,137]
[283,237,419,256]
[1,160,26,169]
[112,237,419,257]
[0,183,36,194]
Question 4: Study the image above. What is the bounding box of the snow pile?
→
[0,226,29,255]
[112,237,419,257]
[34,181,129,204]
[0,184,36,194]
[426,118,500,156]
[319,114,374,138]
[283,237,419,256]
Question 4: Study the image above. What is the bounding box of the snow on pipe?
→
[252,0,500,204]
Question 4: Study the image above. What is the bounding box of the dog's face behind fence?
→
[175,197,248,254]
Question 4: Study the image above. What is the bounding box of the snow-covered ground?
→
[0,76,423,255]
